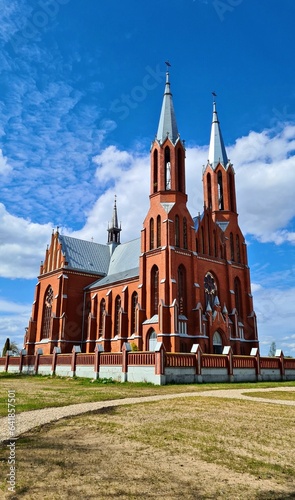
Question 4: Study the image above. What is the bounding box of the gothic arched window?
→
[234,277,243,319]
[150,218,154,250]
[229,171,236,212]
[178,148,183,192]
[177,265,187,315]
[131,292,138,334]
[165,146,171,190]
[99,298,106,334]
[230,232,234,261]
[236,234,241,263]
[151,265,159,316]
[41,286,53,339]
[153,149,158,193]
[207,173,212,210]
[157,215,161,248]
[218,170,224,210]
[183,217,187,249]
[114,295,121,337]
[175,215,180,247]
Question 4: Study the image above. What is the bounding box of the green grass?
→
[0,372,294,417]
[241,390,295,401]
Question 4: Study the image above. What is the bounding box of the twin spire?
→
[156,71,179,144]
[156,70,228,170]
[208,101,229,169]
[107,73,230,243]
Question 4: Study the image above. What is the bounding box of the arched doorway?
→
[213,331,223,354]
[148,330,157,351]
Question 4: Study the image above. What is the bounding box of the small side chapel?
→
[25,72,259,355]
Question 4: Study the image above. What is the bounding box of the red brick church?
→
[25,72,259,355]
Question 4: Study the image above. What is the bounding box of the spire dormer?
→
[107,196,121,247]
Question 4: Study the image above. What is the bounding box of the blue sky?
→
[0,0,295,356]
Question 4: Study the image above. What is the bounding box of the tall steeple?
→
[156,71,179,144]
[107,195,121,246]
[150,70,185,196]
[208,101,228,169]
[203,101,237,216]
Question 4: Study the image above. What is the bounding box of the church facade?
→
[25,73,259,356]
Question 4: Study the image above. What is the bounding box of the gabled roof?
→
[88,238,141,289]
[58,235,110,275]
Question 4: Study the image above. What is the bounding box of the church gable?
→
[40,230,110,277]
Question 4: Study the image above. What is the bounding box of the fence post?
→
[191,344,203,383]
[154,342,166,384]
[34,349,43,375]
[94,345,104,380]
[223,346,234,382]
[19,349,27,374]
[122,343,131,382]
[71,346,81,377]
[52,347,61,375]
[250,347,261,381]
[5,350,13,372]
[275,349,286,381]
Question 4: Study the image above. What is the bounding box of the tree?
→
[268,341,276,357]
[2,338,20,357]
[2,338,10,356]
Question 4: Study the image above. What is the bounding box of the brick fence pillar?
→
[71,346,81,377]
[223,346,234,382]
[19,349,27,374]
[250,347,262,381]
[52,347,61,375]
[34,349,43,375]
[191,344,203,383]
[275,349,286,381]
[94,345,104,380]
[155,342,166,384]
[122,342,131,382]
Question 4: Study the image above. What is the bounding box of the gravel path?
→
[1,387,294,444]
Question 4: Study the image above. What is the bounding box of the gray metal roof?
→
[88,238,141,289]
[58,235,110,275]
[156,72,179,144]
[208,102,228,169]
[90,267,139,288]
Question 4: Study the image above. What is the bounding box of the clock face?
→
[204,273,216,294]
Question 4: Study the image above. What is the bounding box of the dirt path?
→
[1,386,294,443]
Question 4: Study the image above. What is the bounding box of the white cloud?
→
[252,285,295,357]
[0,203,53,279]
[228,126,295,244]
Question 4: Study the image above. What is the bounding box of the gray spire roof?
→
[156,72,179,144]
[107,195,121,246]
[109,195,119,230]
[208,102,228,169]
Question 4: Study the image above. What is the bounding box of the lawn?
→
[0,375,295,498]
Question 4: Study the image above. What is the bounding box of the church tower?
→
[195,100,258,354]
[203,101,237,222]
[139,71,196,352]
